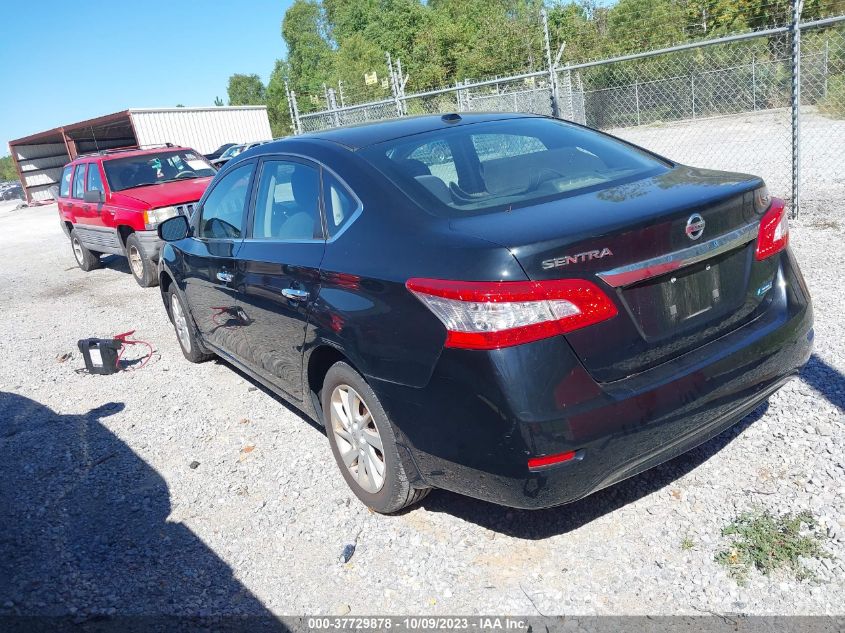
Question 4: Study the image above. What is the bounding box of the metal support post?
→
[541,8,560,117]
[791,0,804,217]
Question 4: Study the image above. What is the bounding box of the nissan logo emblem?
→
[685,213,705,240]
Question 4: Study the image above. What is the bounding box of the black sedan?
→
[156,113,812,513]
[204,143,237,161]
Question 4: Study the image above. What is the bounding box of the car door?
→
[57,164,74,222]
[180,161,257,354]
[69,163,96,226]
[230,156,326,400]
[84,162,112,227]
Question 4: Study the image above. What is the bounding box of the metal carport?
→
[9,107,271,203]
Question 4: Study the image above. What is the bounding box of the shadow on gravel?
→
[99,255,132,277]
[218,359,325,435]
[800,353,845,412]
[419,403,769,540]
[0,391,287,630]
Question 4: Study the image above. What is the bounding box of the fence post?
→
[752,55,757,110]
[541,8,561,117]
[456,81,464,112]
[396,58,408,116]
[328,88,340,127]
[691,74,696,118]
[791,0,804,217]
[338,80,346,108]
[464,79,473,111]
[284,80,299,136]
[290,89,301,135]
[386,52,403,118]
[634,81,641,125]
[823,36,829,98]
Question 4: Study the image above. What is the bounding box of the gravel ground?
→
[0,187,843,618]
[612,107,845,214]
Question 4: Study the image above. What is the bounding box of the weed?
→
[715,510,830,585]
[681,536,695,551]
[820,75,845,120]
[807,217,841,231]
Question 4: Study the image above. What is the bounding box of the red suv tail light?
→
[755,197,789,261]
[405,278,618,350]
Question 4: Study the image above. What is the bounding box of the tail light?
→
[528,450,577,471]
[755,197,789,261]
[405,278,618,350]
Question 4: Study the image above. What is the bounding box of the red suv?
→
[57,146,215,286]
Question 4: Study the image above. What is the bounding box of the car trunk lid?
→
[449,166,777,382]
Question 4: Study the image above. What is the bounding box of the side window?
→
[72,164,87,199]
[252,160,321,241]
[86,164,105,193]
[407,140,457,186]
[197,163,255,239]
[322,173,357,238]
[59,165,73,198]
[471,134,547,162]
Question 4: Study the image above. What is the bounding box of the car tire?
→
[70,229,101,272]
[322,361,430,514]
[167,287,213,363]
[125,233,158,288]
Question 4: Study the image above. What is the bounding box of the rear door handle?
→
[216,270,234,283]
[281,288,309,301]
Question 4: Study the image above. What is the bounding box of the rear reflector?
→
[755,197,789,261]
[528,450,577,470]
[405,278,618,350]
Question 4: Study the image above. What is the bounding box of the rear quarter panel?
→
[294,140,525,389]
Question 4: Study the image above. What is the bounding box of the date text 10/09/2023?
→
[307,617,529,631]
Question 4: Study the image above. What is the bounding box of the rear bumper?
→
[372,249,813,509]
[135,229,163,262]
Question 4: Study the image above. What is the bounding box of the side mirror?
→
[158,214,190,241]
[83,189,103,203]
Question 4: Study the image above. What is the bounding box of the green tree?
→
[266,59,294,137]
[0,155,18,181]
[227,73,267,105]
[214,96,224,106]
[548,1,607,62]
[282,0,335,105]
[607,0,686,54]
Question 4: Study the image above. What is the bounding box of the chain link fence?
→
[295,13,845,215]
[800,22,845,212]
[574,32,795,198]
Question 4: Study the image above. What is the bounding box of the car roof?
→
[271,112,541,151]
[72,146,194,163]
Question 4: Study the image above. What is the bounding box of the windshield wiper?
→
[117,182,159,191]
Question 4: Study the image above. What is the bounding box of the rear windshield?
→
[220,145,244,160]
[359,118,669,216]
[103,150,215,192]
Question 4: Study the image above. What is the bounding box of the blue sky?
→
[1,0,294,152]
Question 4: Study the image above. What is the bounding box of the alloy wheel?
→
[72,238,83,265]
[170,293,192,353]
[330,384,386,494]
[128,245,144,279]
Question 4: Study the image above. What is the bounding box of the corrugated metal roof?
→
[9,107,272,202]
[128,106,268,113]
[129,107,272,154]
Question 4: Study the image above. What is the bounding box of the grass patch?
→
[819,75,845,120]
[715,510,830,585]
[681,536,695,551]
[807,217,841,231]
